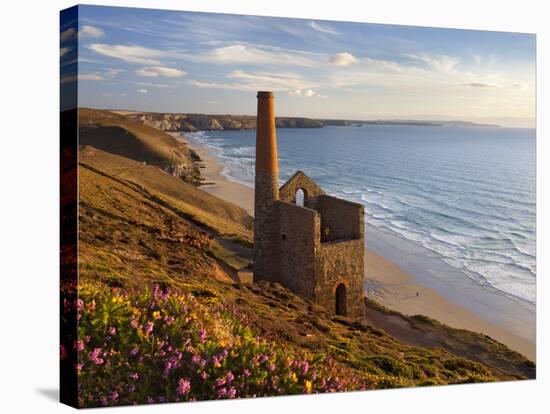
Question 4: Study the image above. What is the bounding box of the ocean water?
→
[184,125,536,306]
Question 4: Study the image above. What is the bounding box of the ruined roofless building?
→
[253,91,365,319]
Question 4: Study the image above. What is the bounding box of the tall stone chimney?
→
[254,91,279,282]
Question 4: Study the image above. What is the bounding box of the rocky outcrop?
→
[276,117,324,128]
[185,115,224,131]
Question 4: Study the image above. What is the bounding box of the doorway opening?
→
[335,283,347,316]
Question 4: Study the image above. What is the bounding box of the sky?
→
[61,5,536,127]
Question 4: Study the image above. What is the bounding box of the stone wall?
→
[279,171,325,210]
[255,167,365,320]
[253,172,279,282]
[275,200,320,300]
[315,239,365,319]
[318,195,364,243]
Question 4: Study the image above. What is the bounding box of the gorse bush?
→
[62,283,371,407]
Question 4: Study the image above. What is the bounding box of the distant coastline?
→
[108,108,502,132]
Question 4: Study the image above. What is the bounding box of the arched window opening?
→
[296,188,305,207]
[335,283,347,316]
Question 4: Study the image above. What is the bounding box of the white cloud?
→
[203,44,317,67]
[136,88,148,94]
[102,92,127,97]
[77,68,122,81]
[462,82,500,88]
[189,80,239,90]
[309,21,338,35]
[403,53,459,74]
[136,81,172,89]
[289,88,327,98]
[324,54,455,90]
[88,41,319,68]
[229,70,317,90]
[189,69,317,93]
[135,66,186,77]
[328,52,358,66]
[362,57,409,73]
[104,68,124,77]
[60,47,70,57]
[461,82,528,91]
[81,25,105,39]
[511,83,528,90]
[88,44,169,65]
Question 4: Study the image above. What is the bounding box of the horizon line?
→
[78,106,540,129]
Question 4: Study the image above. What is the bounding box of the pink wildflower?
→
[198,329,207,343]
[163,361,172,378]
[226,372,234,383]
[89,348,104,365]
[177,378,191,395]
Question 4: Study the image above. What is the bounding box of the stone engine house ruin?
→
[253,91,365,318]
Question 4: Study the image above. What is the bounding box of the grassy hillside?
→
[70,137,534,406]
[78,146,252,288]
[79,108,200,183]
[365,298,535,379]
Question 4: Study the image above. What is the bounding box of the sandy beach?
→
[191,143,255,216]
[179,135,535,361]
[364,249,535,361]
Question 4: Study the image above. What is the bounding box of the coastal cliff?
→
[112,110,500,132]
[65,108,533,406]
[119,111,325,132]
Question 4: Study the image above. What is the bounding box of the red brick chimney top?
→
[255,91,278,175]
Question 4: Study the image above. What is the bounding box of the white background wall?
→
[0,0,547,412]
